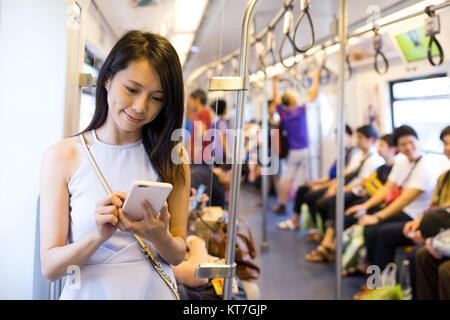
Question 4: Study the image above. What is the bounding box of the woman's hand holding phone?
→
[115,192,171,244]
[94,193,124,242]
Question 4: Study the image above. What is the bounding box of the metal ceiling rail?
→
[187,0,450,86]
[297,1,450,71]
[186,0,296,85]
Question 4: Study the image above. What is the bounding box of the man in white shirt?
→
[305,124,384,262]
[346,125,444,269]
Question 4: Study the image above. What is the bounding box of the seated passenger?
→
[276,124,357,232]
[173,190,246,300]
[190,164,228,208]
[402,125,450,299]
[343,134,398,228]
[305,124,385,262]
[346,125,445,271]
[172,235,245,300]
[416,217,450,300]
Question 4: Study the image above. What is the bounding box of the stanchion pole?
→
[197,0,259,301]
[335,0,347,300]
[260,83,269,252]
[222,0,259,300]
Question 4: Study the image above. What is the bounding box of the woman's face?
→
[105,58,164,132]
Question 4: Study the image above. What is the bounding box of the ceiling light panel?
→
[173,0,208,33]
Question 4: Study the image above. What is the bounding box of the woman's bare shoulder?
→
[42,132,94,181]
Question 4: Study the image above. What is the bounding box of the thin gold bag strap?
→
[79,134,180,300]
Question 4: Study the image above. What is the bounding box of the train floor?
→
[236,183,364,300]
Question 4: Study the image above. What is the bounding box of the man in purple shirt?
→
[272,72,319,214]
[276,103,309,150]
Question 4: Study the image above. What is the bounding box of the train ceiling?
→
[92,0,444,79]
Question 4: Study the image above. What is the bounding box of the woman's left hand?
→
[116,192,170,243]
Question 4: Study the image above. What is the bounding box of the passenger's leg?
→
[277,185,310,230]
[272,161,293,213]
[273,149,305,212]
[278,178,292,204]
[305,195,337,262]
[304,187,328,221]
[416,247,441,300]
[373,215,413,270]
[364,224,380,265]
[407,243,425,300]
[438,260,450,300]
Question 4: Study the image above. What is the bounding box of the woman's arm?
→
[152,162,190,266]
[40,141,115,281]
[172,236,209,288]
[272,76,281,104]
[307,69,320,102]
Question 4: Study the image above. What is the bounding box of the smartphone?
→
[122,180,173,221]
[190,184,206,211]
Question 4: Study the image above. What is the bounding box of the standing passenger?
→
[271,71,320,214]
[187,89,212,164]
[40,31,190,299]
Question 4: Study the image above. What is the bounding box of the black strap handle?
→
[319,47,331,84]
[279,3,297,69]
[428,35,444,66]
[425,6,444,66]
[292,2,315,53]
[374,50,389,75]
[372,28,389,75]
[255,39,267,76]
[345,53,352,80]
[266,25,278,66]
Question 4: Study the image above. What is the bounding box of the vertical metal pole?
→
[223,0,259,300]
[317,101,323,178]
[335,0,347,300]
[260,85,269,251]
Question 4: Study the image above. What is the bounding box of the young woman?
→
[39,31,190,299]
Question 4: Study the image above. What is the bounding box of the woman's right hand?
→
[94,193,123,242]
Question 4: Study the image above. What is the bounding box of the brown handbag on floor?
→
[206,216,260,280]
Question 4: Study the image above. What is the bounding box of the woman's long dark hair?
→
[79,31,186,186]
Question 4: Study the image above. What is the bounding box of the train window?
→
[79,48,101,132]
[390,74,450,153]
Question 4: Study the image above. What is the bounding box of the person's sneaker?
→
[271,204,286,215]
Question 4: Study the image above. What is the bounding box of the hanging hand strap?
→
[79,134,180,300]
[425,6,444,66]
[372,28,389,75]
[319,47,331,85]
[292,0,315,53]
[345,53,352,80]
[279,1,297,69]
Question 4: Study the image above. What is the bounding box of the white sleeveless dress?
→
[59,129,177,300]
